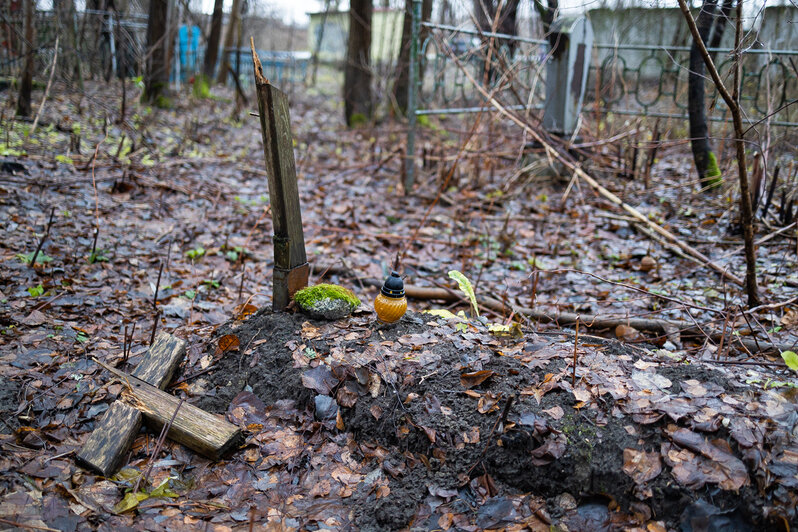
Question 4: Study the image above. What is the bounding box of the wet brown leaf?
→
[460,370,495,388]
[622,448,662,484]
[616,324,644,342]
[22,310,47,326]
[215,334,240,356]
[477,392,501,414]
[301,365,339,395]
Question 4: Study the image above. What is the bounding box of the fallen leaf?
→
[616,324,644,342]
[22,310,46,326]
[542,405,564,420]
[301,365,339,395]
[622,448,662,484]
[460,370,495,388]
[215,334,240,356]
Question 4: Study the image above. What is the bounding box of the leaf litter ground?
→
[1,79,798,530]
[187,308,796,530]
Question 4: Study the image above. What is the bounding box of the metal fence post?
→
[404,0,422,192]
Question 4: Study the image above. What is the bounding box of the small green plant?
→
[185,247,205,260]
[224,246,247,263]
[192,75,212,99]
[782,351,798,371]
[348,113,368,127]
[202,279,220,289]
[448,270,479,318]
[89,249,109,263]
[17,252,53,265]
[27,284,44,297]
[183,289,196,299]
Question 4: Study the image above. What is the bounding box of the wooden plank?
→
[131,333,185,387]
[76,333,186,476]
[251,40,309,310]
[97,363,243,460]
[74,402,142,477]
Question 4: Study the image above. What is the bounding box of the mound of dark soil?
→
[189,309,795,530]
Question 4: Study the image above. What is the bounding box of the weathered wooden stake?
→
[251,38,309,311]
[76,333,185,476]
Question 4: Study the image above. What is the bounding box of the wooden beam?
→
[76,333,186,476]
[98,362,243,460]
[251,39,309,310]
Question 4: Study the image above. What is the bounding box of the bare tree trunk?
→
[16,0,34,117]
[392,0,432,114]
[54,0,77,81]
[216,0,241,85]
[533,0,558,38]
[344,0,373,126]
[687,0,720,188]
[678,0,759,307]
[144,0,170,105]
[202,0,223,80]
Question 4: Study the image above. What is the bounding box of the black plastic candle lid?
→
[380,271,405,298]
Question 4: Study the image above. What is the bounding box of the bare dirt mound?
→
[190,309,796,530]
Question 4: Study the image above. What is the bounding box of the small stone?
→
[314,395,338,421]
[639,256,657,272]
[294,284,360,320]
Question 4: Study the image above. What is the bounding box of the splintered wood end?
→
[250,37,269,86]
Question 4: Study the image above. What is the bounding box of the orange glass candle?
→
[375,271,407,323]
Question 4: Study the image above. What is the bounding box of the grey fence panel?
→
[410,21,798,128]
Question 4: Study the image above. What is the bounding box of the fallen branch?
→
[450,54,745,288]
[321,266,793,356]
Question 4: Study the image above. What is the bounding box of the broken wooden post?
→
[251,38,309,311]
[77,333,185,476]
[97,362,244,460]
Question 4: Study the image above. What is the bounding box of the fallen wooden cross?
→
[76,333,242,476]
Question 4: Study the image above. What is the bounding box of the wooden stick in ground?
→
[29,36,59,136]
[451,58,745,287]
[76,333,186,476]
[96,361,243,460]
[251,38,308,310]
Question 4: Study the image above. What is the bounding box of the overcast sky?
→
[198,0,783,27]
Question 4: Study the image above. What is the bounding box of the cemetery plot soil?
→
[192,310,788,530]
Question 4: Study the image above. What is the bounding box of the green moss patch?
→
[294,284,360,320]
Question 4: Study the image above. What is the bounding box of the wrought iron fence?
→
[410,30,798,126]
[405,4,798,185]
[220,48,310,88]
[588,44,798,127]
[415,22,549,115]
[0,9,309,90]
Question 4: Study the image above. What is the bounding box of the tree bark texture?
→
[216,0,241,85]
[144,0,169,104]
[344,0,373,125]
[533,0,558,39]
[16,0,34,117]
[687,0,719,186]
[677,0,759,306]
[392,0,432,114]
[202,0,224,79]
[53,0,79,82]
